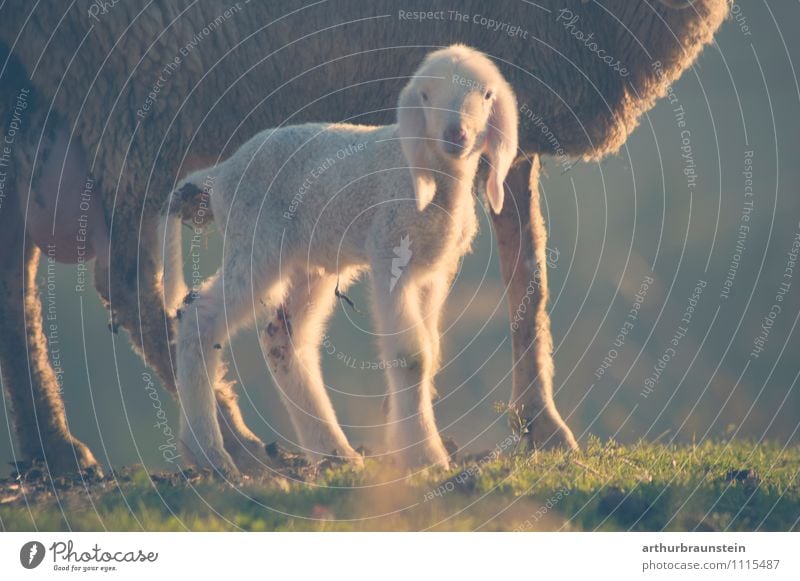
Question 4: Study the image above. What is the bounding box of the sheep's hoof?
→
[42,435,103,477]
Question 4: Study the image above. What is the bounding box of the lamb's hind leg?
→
[175,260,273,475]
[215,381,274,475]
[101,208,271,474]
[159,202,273,475]
[259,271,361,465]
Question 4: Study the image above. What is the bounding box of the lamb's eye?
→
[484,90,494,101]
[420,91,428,102]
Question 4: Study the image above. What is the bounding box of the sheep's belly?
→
[26,124,106,263]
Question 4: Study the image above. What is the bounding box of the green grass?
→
[2,438,798,531]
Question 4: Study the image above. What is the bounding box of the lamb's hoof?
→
[43,436,103,477]
[527,412,579,451]
[224,436,277,476]
[317,448,365,469]
[302,447,365,476]
[397,456,450,473]
[203,448,240,477]
[342,450,365,469]
[393,446,450,472]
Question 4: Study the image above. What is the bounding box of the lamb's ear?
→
[398,83,436,211]
[484,79,519,215]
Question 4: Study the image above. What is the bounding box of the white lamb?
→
[161,44,519,474]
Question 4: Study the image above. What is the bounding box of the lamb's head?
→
[398,45,518,214]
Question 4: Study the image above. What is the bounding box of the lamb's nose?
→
[441,126,468,155]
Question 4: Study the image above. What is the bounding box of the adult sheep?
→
[0,0,729,475]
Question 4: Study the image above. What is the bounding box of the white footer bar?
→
[1,532,797,580]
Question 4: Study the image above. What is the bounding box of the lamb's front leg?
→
[259,272,361,466]
[420,267,458,380]
[371,272,450,470]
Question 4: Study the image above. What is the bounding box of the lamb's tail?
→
[158,167,218,315]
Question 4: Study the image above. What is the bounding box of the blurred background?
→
[2,3,799,475]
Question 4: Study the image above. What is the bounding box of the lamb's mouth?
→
[441,140,470,158]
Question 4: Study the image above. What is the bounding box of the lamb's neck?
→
[430,154,480,211]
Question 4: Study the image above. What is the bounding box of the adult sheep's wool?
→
[2,1,728,210]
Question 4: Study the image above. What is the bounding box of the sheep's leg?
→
[259,272,361,465]
[490,157,578,450]
[0,189,99,475]
[371,268,450,470]
[93,216,176,394]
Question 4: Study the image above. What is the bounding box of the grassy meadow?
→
[1,438,798,532]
